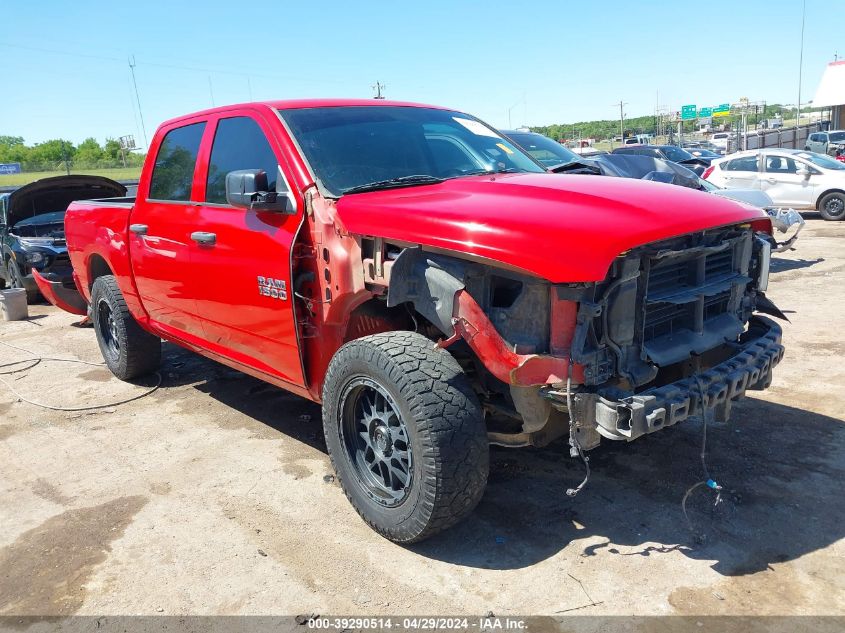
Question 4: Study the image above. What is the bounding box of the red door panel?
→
[130,201,202,335]
[189,111,305,387]
[190,206,304,385]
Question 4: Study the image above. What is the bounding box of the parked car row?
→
[502,130,803,250]
[609,144,715,176]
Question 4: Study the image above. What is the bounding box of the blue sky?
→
[1,0,842,147]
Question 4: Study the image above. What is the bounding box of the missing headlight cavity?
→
[490,276,523,308]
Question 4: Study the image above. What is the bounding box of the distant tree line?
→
[0,135,146,171]
[530,103,824,142]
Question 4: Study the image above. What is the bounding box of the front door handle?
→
[129,224,148,235]
[190,231,216,246]
[766,178,777,184]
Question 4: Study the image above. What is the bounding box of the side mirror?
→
[796,167,810,179]
[225,169,297,214]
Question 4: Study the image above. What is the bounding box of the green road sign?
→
[713,103,730,113]
[698,107,712,117]
[681,104,697,120]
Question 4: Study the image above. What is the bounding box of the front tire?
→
[91,275,161,380]
[322,331,489,543]
[818,192,845,221]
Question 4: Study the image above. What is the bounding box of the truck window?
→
[149,122,206,201]
[205,117,280,204]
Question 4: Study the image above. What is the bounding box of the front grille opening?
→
[704,291,731,320]
[705,249,734,281]
[643,301,693,340]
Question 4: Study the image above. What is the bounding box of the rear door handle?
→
[190,231,216,246]
[129,224,148,235]
[766,178,777,184]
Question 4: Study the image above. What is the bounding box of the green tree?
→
[0,135,24,148]
[29,139,75,166]
[74,137,104,166]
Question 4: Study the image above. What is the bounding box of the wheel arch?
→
[87,253,114,288]
[816,188,845,209]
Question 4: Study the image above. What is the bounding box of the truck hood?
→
[7,175,126,227]
[334,173,767,282]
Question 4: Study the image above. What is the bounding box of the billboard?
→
[0,163,22,175]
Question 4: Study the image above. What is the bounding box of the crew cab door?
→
[189,112,305,387]
[129,119,206,339]
[760,153,816,208]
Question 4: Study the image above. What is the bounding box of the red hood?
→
[334,173,767,282]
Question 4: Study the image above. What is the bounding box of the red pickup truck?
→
[38,99,785,543]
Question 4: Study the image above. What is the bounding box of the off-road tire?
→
[91,275,161,380]
[818,192,845,221]
[7,258,38,303]
[322,331,489,543]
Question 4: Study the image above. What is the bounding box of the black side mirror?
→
[225,169,296,214]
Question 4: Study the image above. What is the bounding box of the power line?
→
[128,56,148,149]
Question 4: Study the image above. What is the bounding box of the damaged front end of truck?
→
[378,221,783,453]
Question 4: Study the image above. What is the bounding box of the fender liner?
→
[386,248,466,335]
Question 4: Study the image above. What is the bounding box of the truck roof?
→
[159,99,451,128]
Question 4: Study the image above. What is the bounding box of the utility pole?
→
[372,81,386,99]
[614,100,628,145]
[128,56,149,148]
[207,76,216,107]
[507,100,521,128]
[60,141,71,175]
[796,0,806,147]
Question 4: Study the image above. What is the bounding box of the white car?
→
[710,132,730,153]
[703,149,845,221]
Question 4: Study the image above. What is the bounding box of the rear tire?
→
[91,275,161,380]
[818,192,845,221]
[322,331,489,543]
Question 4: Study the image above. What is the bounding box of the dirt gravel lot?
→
[1,216,843,618]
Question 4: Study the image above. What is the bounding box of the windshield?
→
[829,132,845,143]
[662,146,694,162]
[279,106,545,196]
[797,152,845,170]
[506,132,580,167]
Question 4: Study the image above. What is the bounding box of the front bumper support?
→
[565,317,783,443]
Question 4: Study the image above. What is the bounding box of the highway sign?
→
[681,104,697,120]
[698,107,712,117]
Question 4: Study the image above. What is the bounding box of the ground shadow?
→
[770,256,824,273]
[156,342,325,452]
[151,343,844,578]
[412,397,844,576]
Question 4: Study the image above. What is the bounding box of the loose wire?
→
[565,355,590,497]
[0,340,161,412]
[682,376,724,535]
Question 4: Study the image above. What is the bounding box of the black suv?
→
[611,144,714,176]
[0,175,125,302]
